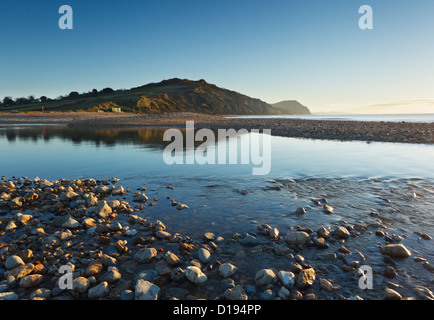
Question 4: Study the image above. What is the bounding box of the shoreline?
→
[0,112,433,144]
[1,176,433,301]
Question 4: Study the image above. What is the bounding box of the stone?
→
[121,290,135,300]
[219,263,238,278]
[278,286,291,300]
[313,237,329,249]
[269,228,279,240]
[380,244,411,259]
[135,280,160,300]
[335,226,350,239]
[88,281,110,299]
[85,262,104,277]
[384,288,402,300]
[134,248,157,263]
[383,266,397,278]
[0,292,18,300]
[5,255,25,270]
[155,230,171,239]
[95,201,112,219]
[6,263,34,279]
[295,207,306,215]
[319,278,335,292]
[285,231,310,246]
[133,193,148,202]
[185,266,208,285]
[317,227,331,239]
[277,270,295,288]
[414,286,434,300]
[73,277,91,293]
[30,288,51,300]
[224,285,248,300]
[19,274,44,288]
[166,252,183,267]
[255,269,276,288]
[100,267,122,283]
[5,220,17,231]
[343,252,365,268]
[296,268,316,289]
[62,216,80,229]
[198,248,211,264]
[101,254,117,267]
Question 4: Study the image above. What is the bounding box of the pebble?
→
[380,244,412,259]
[296,268,316,289]
[135,280,160,300]
[219,263,238,278]
[255,269,276,288]
[198,248,211,264]
[5,255,24,270]
[185,266,208,285]
[384,288,402,300]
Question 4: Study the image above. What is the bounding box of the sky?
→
[0,0,433,114]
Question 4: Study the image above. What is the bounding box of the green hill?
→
[1,78,309,115]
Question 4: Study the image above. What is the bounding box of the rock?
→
[73,277,91,293]
[224,285,248,300]
[335,226,350,239]
[313,237,329,249]
[0,292,18,300]
[19,274,43,288]
[204,232,215,241]
[255,269,276,288]
[380,244,411,259]
[6,263,34,279]
[269,228,279,240]
[414,286,434,300]
[133,193,148,202]
[176,203,189,210]
[166,252,183,267]
[135,279,160,300]
[324,204,333,214]
[100,266,122,283]
[241,234,260,247]
[185,266,208,285]
[85,262,104,277]
[343,252,365,268]
[259,289,275,300]
[5,220,17,231]
[295,207,306,215]
[296,268,316,289]
[121,290,135,300]
[155,230,171,239]
[101,254,117,267]
[317,227,331,239]
[319,278,335,292]
[171,267,186,282]
[135,270,159,283]
[62,216,80,229]
[134,248,157,263]
[5,255,25,270]
[385,288,402,300]
[198,248,211,264]
[30,288,51,300]
[155,260,171,276]
[88,281,110,299]
[219,263,238,278]
[95,201,112,219]
[277,270,295,288]
[278,286,291,299]
[285,231,310,246]
[383,266,397,278]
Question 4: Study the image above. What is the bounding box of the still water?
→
[1,124,434,297]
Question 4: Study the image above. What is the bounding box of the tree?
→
[100,87,115,94]
[15,97,29,105]
[2,96,14,106]
[40,96,48,103]
[68,91,80,99]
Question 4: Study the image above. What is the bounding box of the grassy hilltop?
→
[0,78,310,115]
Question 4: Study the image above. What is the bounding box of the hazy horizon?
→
[1,0,433,114]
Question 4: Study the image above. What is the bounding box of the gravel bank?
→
[0,112,433,144]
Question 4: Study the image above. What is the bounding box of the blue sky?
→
[1,0,433,113]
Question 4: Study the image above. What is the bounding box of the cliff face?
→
[134,78,284,115]
[272,100,311,115]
